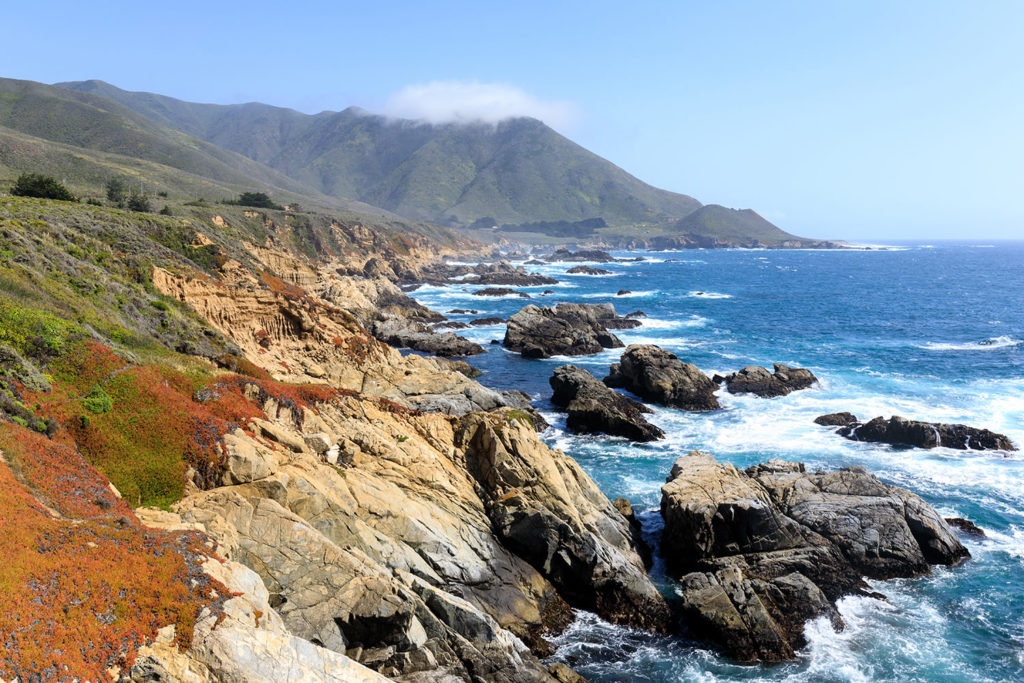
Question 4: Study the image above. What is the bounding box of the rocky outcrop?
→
[716,364,818,397]
[369,318,484,357]
[470,317,506,326]
[815,413,1016,451]
[566,266,612,275]
[137,380,668,680]
[544,248,615,263]
[474,288,531,298]
[549,365,664,442]
[503,304,626,358]
[456,410,671,632]
[660,452,968,661]
[604,345,720,411]
[463,261,558,286]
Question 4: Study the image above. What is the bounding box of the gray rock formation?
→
[457,411,672,632]
[604,345,720,411]
[716,363,818,397]
[660,452,968,661]
[369,318,484,357]
[549,365,664,442]
[566,266,612,275]
[815,413,1016,451]
[503,304,626,358]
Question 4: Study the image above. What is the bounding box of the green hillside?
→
[0,78,398,219]
[58,80,704,228]
[668,204,804,243]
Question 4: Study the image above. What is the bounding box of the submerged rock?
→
[503,304,626,358]
[816,413,1016,451]
[566,265,612,275]
[473,287,531,298]
[660,452,969,661]
[716,363,818,397]
[945,517,986,538]
[604,344,720,411]
[464,261,559,286]
[549,364,664,442]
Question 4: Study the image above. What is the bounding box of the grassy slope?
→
[0,77,404,219]
[58,80,704,228]
[668,204,808,243]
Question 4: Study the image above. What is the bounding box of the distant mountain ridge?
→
[0,77,826,246]
[58,80,707,228]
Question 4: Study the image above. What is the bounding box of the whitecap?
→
[917,336,1022,351]
[687,291,733,299]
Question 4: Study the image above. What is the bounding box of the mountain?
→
[0,77,395,218]
[58,80,704,228]
[670,204,797,243]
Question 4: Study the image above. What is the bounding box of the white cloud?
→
[384,81,577,129]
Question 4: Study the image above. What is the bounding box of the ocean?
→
[409,241,1024,682]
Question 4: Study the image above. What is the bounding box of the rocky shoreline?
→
[0,222,1004,681]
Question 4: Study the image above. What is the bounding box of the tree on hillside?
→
[11,173,77,201]
[127,193,151,212]
[230,192,283,210]
[105,177,128,206]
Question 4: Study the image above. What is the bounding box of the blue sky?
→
[4,1,1023,240]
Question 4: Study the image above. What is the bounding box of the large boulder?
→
[660,452,968,661]
[604,345,720,411]
[549,365,664,442]
[716,363,818,397]
[566,266,612,275]
[457,410,672,632]
[815,413,1016,451]
[544,248,615,263]
[369,318,484,357]
[503,304,625,358]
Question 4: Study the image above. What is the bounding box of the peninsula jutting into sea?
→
[1,26,1022,680]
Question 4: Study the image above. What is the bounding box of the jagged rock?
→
[817,413,1016,451]
[131,555,390,682]
[503,304,626,358]
[616,290,630,296]
[464,261,558,286]
[624,310,646,318]
[303,432,333,455]
[473,288,531,298]
[544,248,615,263]
[433,321,470,330]
[456,410,671,632]
[660,451,968,661]
[370,318,485,357]
[604,345,720,411]
[174,491,556,682]
[717,364,818,397]
[945,517,986,537]
[549,365,664,441]
[813,412,858,426]
[470,317,506,326]
[566,266,612,275]
[447,309,479,315]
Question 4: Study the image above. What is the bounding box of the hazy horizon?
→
[4,1,1023,240]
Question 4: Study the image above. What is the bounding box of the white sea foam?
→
[638,316,709,330]
[582,290,656,299]
[917,336,1022,351]
[687,290,733,299]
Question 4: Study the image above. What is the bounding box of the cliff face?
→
[0,197,662,681]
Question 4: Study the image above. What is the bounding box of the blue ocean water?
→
[411,242,1024,682]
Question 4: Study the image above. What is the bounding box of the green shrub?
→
[85,198,102,206]
[11,174,77,202]
[158,205,173,216]
[82,385,113,414]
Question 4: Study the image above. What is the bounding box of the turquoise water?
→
[410,242,1024,682]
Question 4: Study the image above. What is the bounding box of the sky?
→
[3,0,1023,240]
